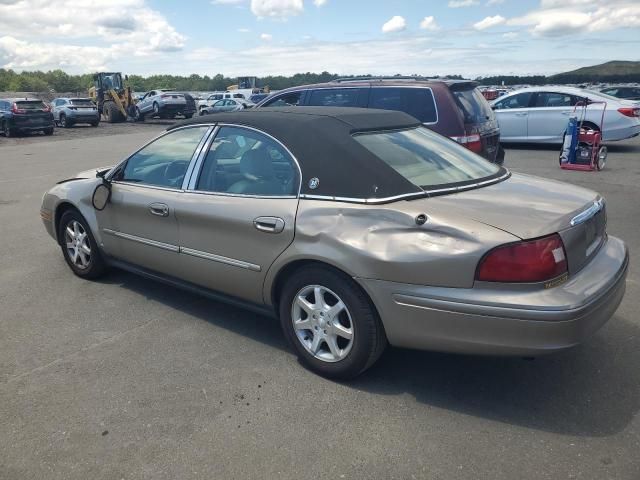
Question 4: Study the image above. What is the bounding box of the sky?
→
[0,0,638,78]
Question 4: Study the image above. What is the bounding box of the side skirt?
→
[105,257,277,319]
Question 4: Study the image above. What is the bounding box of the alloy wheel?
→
[64,220,92,270]
[291,285,354,363]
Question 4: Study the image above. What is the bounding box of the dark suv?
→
[0,98,55,137]
[256,77,504,164]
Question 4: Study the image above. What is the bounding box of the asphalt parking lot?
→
[1,127,639,480]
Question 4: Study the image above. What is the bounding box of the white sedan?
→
[491,86,640,144]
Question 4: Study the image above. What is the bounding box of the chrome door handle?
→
[515,112,528,117]
[149,203,169,217]
[254,216,285,234]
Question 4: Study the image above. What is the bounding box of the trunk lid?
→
[425,172,606,274]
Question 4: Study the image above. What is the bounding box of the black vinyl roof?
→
[170,107,424,199]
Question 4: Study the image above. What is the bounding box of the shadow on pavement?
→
[101,269,640,438]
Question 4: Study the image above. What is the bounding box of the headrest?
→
[240,148,274,179]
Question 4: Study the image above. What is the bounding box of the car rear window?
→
[369,87,437,123]
[15,101,47,110]
[353,127,500,191]
[451,87,493,124]
[70,99,94,107]
[308,88,363,107]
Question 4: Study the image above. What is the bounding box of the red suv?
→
[256,77,504,164]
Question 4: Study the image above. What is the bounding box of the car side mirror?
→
[92,181,111,211]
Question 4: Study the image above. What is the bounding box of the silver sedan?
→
[492,86,640,143]
[40,107,628,379]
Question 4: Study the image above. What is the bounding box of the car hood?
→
[424,172,599,239]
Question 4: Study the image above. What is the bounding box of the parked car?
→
[40,107,628,379]
[134,89,196,120]
[0,98,54,137]
[51,97,100,128]
[200,98,253,114]
[491,86,640,143]
[599,85,640,101]
[256,77,504,164]
[196,92,248,113]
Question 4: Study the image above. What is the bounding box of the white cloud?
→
[382,15,407,33]
[260,33,273,41]
[250,0,303,19]
[448,0,479,7]
[473,14,506,29]
[0,0,185,61]
[419,16,439,31]
[486,0,504,5]
[313,0,327,6]
[502,31,518,38]
[211,0,244,4]
[508,0,640,36]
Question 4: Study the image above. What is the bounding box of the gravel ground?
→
[0,130,639,480]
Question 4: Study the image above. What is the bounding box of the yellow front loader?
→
[88,72,135,123]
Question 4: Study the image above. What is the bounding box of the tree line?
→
[0,68,637,94]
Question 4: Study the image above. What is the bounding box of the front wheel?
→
[279,266,387,379]
[58,210,107,279]
[3,121,14,137]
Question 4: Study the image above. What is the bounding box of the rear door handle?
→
[254,216,285,234]
[148,202,169,217]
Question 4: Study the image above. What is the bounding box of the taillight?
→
[11,103,26,114]
[618,107,640,118]
[476,234,567,283]
[450,133,482,153]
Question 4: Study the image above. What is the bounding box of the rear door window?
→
[308,88,364,107]
[533,92,576,107]
[369,87,437,124]
[451,87,493,124]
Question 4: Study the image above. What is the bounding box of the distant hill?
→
[550,61,640,83]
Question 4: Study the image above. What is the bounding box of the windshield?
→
[353,127,501,190]
[70,99,94,107]
[451,87,494,124]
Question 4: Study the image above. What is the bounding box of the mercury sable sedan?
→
[40,107,628,379]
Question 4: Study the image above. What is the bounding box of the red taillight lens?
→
[11,103,26,114]
[477,234,567,283]
[450,133,482,153]
[618,107,640,118]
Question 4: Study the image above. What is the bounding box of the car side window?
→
[117,127,208,189]
[214,100,225,107]
[195,126,298,197]
[533,92,574,108]
[369,87,437,123]
[308,88,363,107]
[263,91,303,107]
[493,92,533,110]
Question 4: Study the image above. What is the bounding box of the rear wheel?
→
[2,121,13,137]
[43,128,54,136]
[58,210,106,279]
[184,113,193,119]
[90,120,99,127]
[59,113,69,128]
[153,102,160,117]
[279,266,387,379]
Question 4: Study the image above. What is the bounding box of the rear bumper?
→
[15,123,53,132]
[357,235,628,356]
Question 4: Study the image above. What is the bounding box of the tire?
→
[59,113,69,128]
[58,210,107,279]
[184,113,193,119]
[279,266,387,379]
[153,102,160,117]
[104,102,122,123]
[90,120,99,127]
[3,121,14,138]
[135,107,145,122]
[43,128,54,136]
[596,145,607,171]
